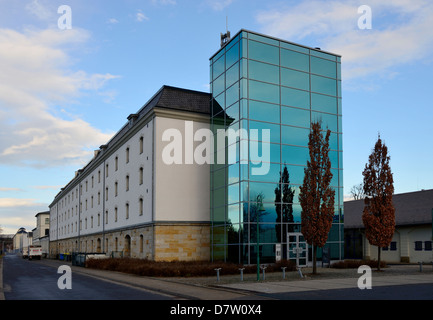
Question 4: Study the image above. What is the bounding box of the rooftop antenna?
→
[220,16,231,48]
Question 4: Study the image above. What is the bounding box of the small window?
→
[140,137,144,154]
[126,148,130,163]
[390,241,397,251]
[425,241,432,251]
[415,241,423,251]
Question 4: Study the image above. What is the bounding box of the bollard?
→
[297,267,304,278]
[214,268,221,282]
[239,268,245,281]
[419,262,423,272]
[260,266,267,280]
[281,267,287,279]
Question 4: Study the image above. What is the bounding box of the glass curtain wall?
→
[210,30,343,264]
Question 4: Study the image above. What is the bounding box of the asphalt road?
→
[3,254,173,300]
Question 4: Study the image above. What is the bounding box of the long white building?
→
[49,86,212,261]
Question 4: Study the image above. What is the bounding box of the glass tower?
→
[210,30,343,264]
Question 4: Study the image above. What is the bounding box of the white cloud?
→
[136,11,149,22]
[151,0,177,5]
[25,0,54,22]
[0,198,40,208]
[0,27,117,167]
[256,0,433,81]
[206,0,235,11]
[108,18,119,24]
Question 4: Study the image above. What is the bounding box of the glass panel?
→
[213,73,225,96]
[228,204,240,224]
[329,132,338,151]
[280,42,309,54]
[213,93,225,113]
[226,62,239,89]
[280,49,309,72]
[248,120,280,143]
[212,167,226,189]
[225,101,239,123]
[281,165,305,186]
[311,93,337,114]
[239,99,248,120]
[248,40,279,65]
[249,33,279,46]
[241,38,248,59]
[226,81,239,107]
[312,111,338,132]
[249,142,280,164]
[249,100,280,123]
[310,49,336,61]
[249,80,280,104]
[212,225,225,244]
[281,125,309,147]
[281,87,310,109]
[249,182,278,204]
[311,75,337,96]
[213,55,225,80]
[249,162,281,183]
[311,56,337,78]
[281,68,309,90]
[329,151,338,169]
[281,145,309,166]
[226,41,239,69]
[213,206,225,224]
[249,60,279,84]
[281,106,310,128]
[228,163,239,184]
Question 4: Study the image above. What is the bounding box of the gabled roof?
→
[344,189,433,229]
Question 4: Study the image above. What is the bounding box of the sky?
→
[1,0,432,235]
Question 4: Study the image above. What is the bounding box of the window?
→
[105,210,108,224]
[115,207,118,222]
[125,203,129,219]
[140,137,144,154]
[115,156,118,171]
[139,235,144,253]
[106,164,109,177]
[139,198,143,216]
[126,147,130,163]
[126,175,130,191]
[139,167,144,185]
[115,182,118,197]
[415,241,423,251]
[425,241,432,251]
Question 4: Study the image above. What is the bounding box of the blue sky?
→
[1,0,433,234]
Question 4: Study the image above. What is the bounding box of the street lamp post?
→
[256,194,265,281]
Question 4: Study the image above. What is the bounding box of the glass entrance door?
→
[287,233,307,267]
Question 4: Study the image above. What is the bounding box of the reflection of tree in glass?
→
[274,165,295,242]
[245,193,268,241]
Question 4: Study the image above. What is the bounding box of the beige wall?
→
[154,115,210,223]
[363,225,432,263]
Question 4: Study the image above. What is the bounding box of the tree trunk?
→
[312,246,317,274]
[377,246,381,271]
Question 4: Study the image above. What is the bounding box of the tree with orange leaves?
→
[362,135,395,271]
[299,121,335,275]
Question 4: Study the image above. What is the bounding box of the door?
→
[287,233,308,267]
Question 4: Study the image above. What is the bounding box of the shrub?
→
[331,259,387,269]
[85,258,297,277]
